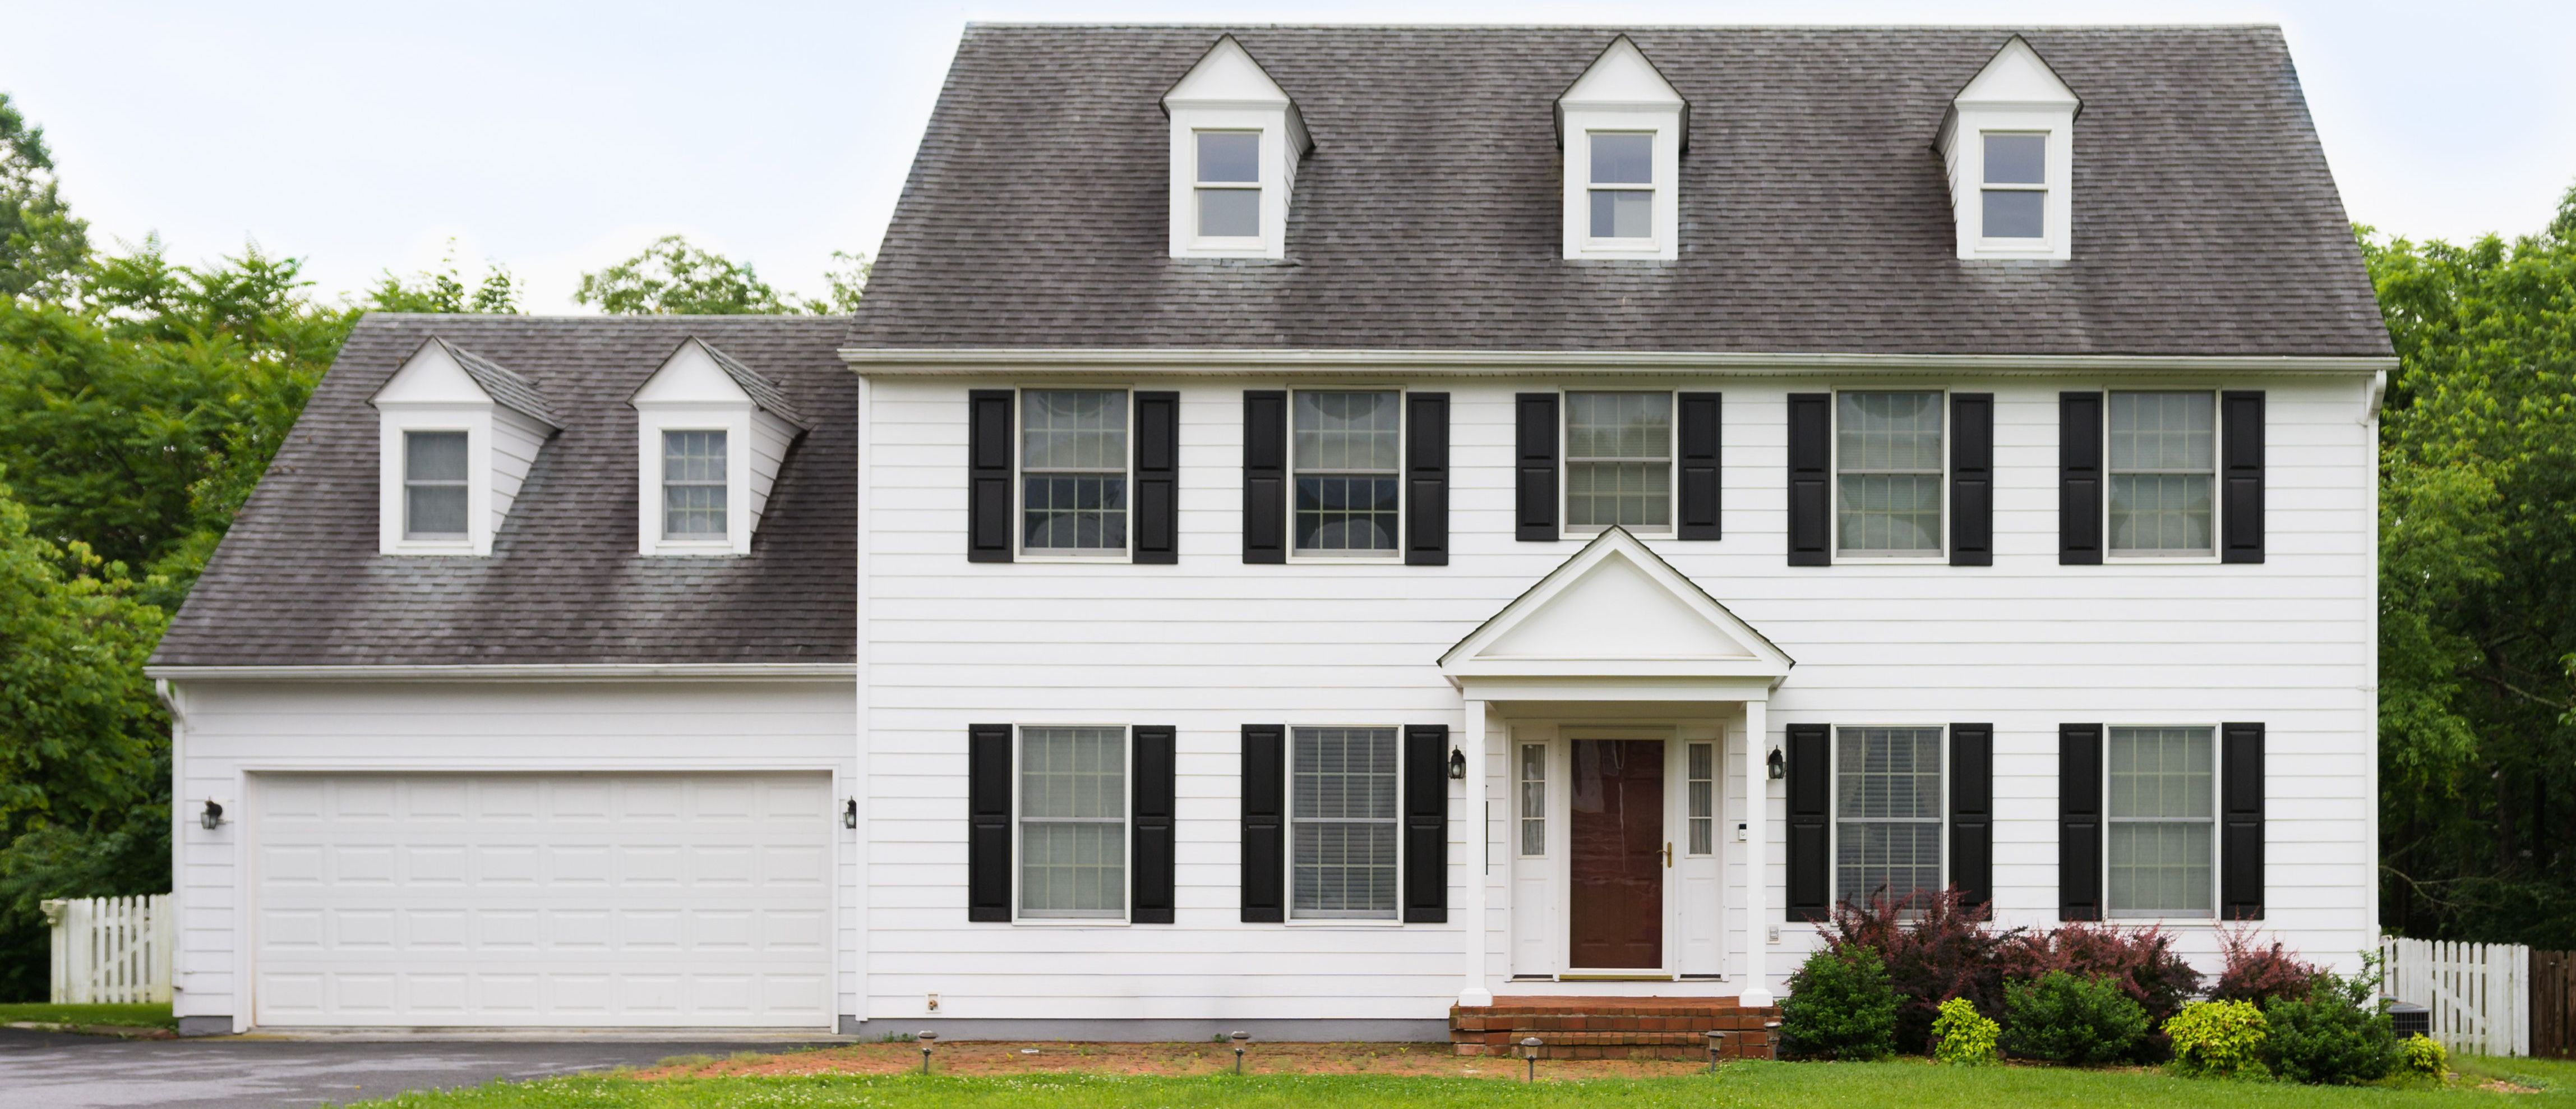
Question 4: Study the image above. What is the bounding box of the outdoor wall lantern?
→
[200,798,225,831]
[843,798,858,829]
[1765,747,1786,780]
[1448,747,1467,780]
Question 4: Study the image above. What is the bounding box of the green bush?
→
[1999,970,2152,1065]
[2164,1000,2270,1079]
[2261,973,2398,1085]
[2398,1033,2446,1078]
[1780,945,1899,1060]
[1930,997,1999,1065]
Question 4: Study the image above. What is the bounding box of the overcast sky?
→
[3,0,2569,312]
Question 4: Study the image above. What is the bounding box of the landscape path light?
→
[1230,1030,1250,1074]
[1520,1036,1543,1083]
[917,1030,936,1074]
[1763,1019,1781,1060]
[1705,1029,1729,1073]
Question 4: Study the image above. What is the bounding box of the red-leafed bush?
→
[2210,924,2323,1007]
[2001,921,2201,1027]
[1822,887,2021,1053]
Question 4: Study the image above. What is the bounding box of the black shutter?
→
[1950,394,1994,566]
[1950,724,1994,915]
[1133,392,1179,564]
[1514,393,1559,541]
[1785,722,1831,921]
[967,390,1014,563]
[2220,723,2266,920]
[1242,391,1286,564]
[1405,393,1449,565]
[1132,725,1176,924]
[2058,723,2103,921]
[967,723,1012,922]
[1402,724,1449,923]
[1677,392,1723,540]
[1240,724,1285,922]
[1786,393,1831,566]
[2059,392,2104,565]
[2221,391,2266,564]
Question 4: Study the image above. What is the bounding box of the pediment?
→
[1559,36,1684,108]
[1441,528,1792,680]
[1953,36,2078,108]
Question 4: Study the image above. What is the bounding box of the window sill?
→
[1017,553,1134,564]
[644,541,740,557]
[2104,554,2222,565]
[1568,526,1672,539]
[1286,551,1403,564]
[1967,241,2061,259]
[1178,238,1272,259]
[1281,917,1407,928]
[386,540,478,556]
[1005,918,1133,928]
[1832,554,1947,564]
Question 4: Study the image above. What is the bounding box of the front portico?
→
[1441,528,1795,1009]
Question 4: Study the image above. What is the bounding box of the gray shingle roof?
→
[848,24,2391,357]
[695,339,810,428]
[151,314,853,668]
[435,338,562,427]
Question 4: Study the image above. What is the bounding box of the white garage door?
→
[251,772,834,1028]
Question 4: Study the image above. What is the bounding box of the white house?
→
[149,25,2393,1044]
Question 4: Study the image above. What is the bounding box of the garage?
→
[249,772,835,1029]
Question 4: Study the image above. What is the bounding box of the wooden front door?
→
[1568,739,1665,969]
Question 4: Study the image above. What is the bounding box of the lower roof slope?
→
[151,314,855,669]
[850,24,2391,357]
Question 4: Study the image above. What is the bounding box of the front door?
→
[1567,739,1665,969]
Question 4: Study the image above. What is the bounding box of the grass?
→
[333,1057,2576,1108]
[0,1001,176,1030]
[2455,1055,2576,1091]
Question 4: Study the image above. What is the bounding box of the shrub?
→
[2210,926,2323,1007]
[1931,997,2000,1065]
[1780,945,1899,1060]
[2262,972,2399,1085]
[2165,1000,2270,1079]
[2398,1033,2446,1078]
[2000,970,2152,1066]
[2001,921,2200,1027]
[1823,887,2019,1052]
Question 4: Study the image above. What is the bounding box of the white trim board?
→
[147,664,858,682]
[841,348,2397,376]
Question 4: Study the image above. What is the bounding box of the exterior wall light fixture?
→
[843,798,858,829]
[1765,747,1785,780]
[1448,747,1467,780]
[201,798,226,830]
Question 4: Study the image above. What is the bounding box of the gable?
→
[1558,36,1682,109]
[370,340,491,407]
[1954,36,2078,107]
[1442,527,1792,681]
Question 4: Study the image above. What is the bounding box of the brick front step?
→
[1450,995,1781,1060]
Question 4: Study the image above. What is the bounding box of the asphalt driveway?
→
[0,1026,838,1108]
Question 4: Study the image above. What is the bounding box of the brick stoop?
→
[1449,995,1781,1060]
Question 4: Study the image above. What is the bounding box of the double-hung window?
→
[2106,726,2215,919]
[1836,392,1944,558]
[1835,726,1943,906]
[2107,392,2217,558]
[1565,391,1672,532]
[1291,390,1400,556]
[1018,725,1127,921]
[1195,131,1261,240]
[661,430,727,539]
[1587,132,1654,239]
[1981,132,2047,240]
[1020,389,1129,556]
[403,430,470,539]
[1290,726,1400,920]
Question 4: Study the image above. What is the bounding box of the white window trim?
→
[1013,385,1136,564]
[1830,388,1951,563]
[635,406,753,556]
[1562,113,1680,261]
[1010,723,1134,927]
[2102,721,2223,924]
[1284,386,1406,564]
[1284,723,1407,926]
[1167,112,1294,259]
[1558,386,1677,538]
[1950,113,2074,260]
[2102,387,2225,564]
[377,406,492,556]
[1827,724,1950,910]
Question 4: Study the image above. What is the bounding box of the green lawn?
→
[0,1001,176,1030]
[338,1059,2576,1108]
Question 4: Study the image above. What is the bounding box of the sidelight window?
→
[1688,742,1715,855]
[1519,743,1547,856]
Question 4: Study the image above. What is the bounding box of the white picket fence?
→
[2381,936,2529,1056]
[43,895,174,1005]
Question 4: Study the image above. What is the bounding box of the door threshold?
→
[1556,973,1679,982]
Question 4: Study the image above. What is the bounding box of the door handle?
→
[1663,842,1673,868]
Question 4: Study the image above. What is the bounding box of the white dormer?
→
[1939,36,2080,260]
[369,338,558,556]
[1162,35,1307,260]
[1558,36,1686,261]
[628,338,808,556]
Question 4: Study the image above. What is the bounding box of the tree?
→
[366,240,521,314]
[574,235,865,315]
[0,92,90,300]
[2367,183,2576,948]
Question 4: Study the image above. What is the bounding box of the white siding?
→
[489,406,551,534]
[861,373,2377,1016]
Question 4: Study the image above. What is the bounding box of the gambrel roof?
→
[851,24,2389,357]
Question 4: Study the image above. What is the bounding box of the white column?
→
[1739,698,1774,1007]
[1458,696,1494,1007]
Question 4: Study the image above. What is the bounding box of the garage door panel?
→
[253,772,834,1028]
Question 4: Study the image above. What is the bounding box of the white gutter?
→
[145,663,857,682]
[840,347,2398,376]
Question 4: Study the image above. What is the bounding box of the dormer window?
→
[1163,36,1306,260]
[661,430,729,539]
[403,431,470,539]
[629,338,808,556]
[1558,37,1684,261]
[370,337,559,556]
[1941,36,2079,260]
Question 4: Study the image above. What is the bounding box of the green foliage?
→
[0,93,89,300]
[2364,186,2576,947]
[2397,1034,2446,1078]
[1779,945,1898,1060]
[2261,972,2399,1085]
[1929,997,1997,1066]
[815,249,869,314]
[367,240,521,314]
[1998,971,2151,1066]
[0,1001,174,1029]
[2164,1000,2271,1079]
[574,235,864,316]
